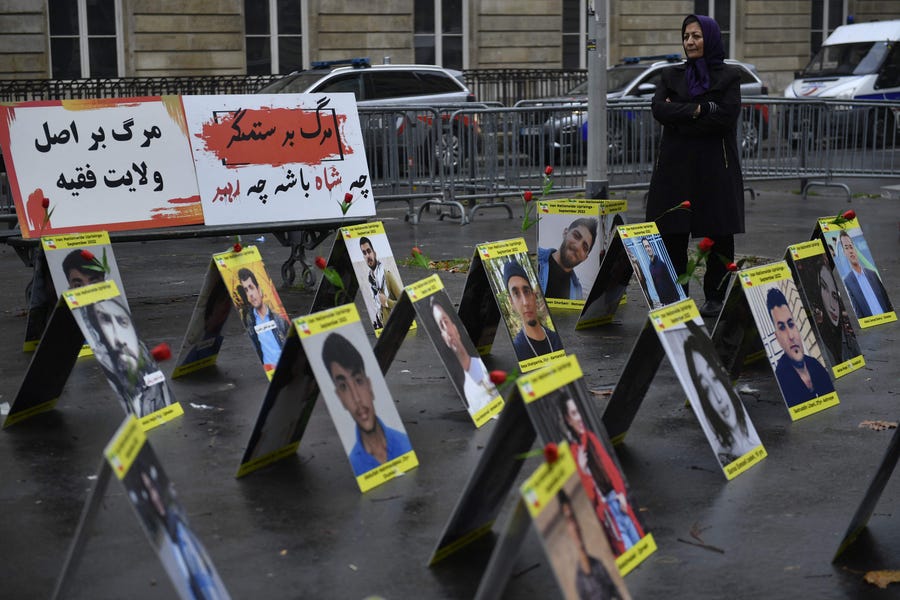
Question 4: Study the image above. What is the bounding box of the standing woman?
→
[646,14,744,317]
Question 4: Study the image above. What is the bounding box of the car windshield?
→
[257,70,332,93]
[564,65,650,96]
[801,41,890,77]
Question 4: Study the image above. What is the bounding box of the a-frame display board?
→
[602,299,767,479]
[172,245,291,381]
[456,238,566,373]
[5,280,182,431]
[710,261,840,421]
[812,215,896,329]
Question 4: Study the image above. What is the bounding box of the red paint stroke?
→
[167,196,202,204]
[196,107,353,167]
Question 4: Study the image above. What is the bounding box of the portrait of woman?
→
[683,326,760,466]
[796,256,862,367]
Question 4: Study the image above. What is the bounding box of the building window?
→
[810,0,846,56]
[49,0,122,79]
[694,0,732,57]
[414,0,465,69]
[562,0,583,69]
[245,0,305,75]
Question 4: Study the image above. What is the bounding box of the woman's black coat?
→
[645,62,745,237]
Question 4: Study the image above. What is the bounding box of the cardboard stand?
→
[508,443,632,600]
[172,245,291,381]
[457,238,566,373]
[517,354,656,573]
[534,199,627,311]
[575,216,632,329]
[714,261,840,421]
[617,222,687,310]
[812,215,896,329]
[785,239,865,379]
[603,299,767,479]
[833,424,900,561]
[374,274,505,428]
[53,416,231,600]
[238,304,418,493]
[310,221,415,337]
[5,280,182,430]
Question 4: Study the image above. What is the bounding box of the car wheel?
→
[740,118,760,154]
[434,129,461,170]
[608,126,627,162]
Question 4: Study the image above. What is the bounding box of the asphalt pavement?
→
[1,176,898,599]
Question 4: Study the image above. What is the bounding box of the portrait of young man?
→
[358,235,403,330]
[765,286,835,407]
[537,216,599,301]
[836,230,892,319]
[236,267,291,370]
[502,258,563,361]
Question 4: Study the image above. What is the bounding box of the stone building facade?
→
[0,1,897,94]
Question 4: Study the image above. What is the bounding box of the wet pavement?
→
[1,177,898,599]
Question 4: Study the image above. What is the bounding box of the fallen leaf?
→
[864,570,900,589]
[859,420,898,431]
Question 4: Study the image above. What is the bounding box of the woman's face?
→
[693,350,737,429]
[564,399,586,436]
[818,265,840,326]
[683,21,704,59]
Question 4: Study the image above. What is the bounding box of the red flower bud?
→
[315,256,327,270]
[726,262,738,272]
[344,192,353,204]
[150,342,172,362]
[41,198,50,209]
[697,237,715,253]
[841,209,856,221]
[489,370,507,385]
[543,442,559,464]
[80,249,95,261]
[544,165,553,176]
[233,242,242,253]
[523,190,533,202]
[680,200,691,208]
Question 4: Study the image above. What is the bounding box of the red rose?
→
[150,342,172,362]
[412,247,422,256]
[543,442,559,464]
[726,262,738,271]
[544,165,553,176]
[344,192,353,204]
[315,256,327,270]
[489,370,507,385]
[233,242,242,253]
[697,237,715,253]
[841,209,856,220]
[680,200,691,208]
[523,190,533,202]
[80,249,95,261]
[41,198,50,209]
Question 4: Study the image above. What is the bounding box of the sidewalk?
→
[0,176,898,599]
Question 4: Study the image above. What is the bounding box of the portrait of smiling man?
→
[537,216,598,300]
[766,287,834,407]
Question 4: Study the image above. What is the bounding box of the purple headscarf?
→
[683,14,725,97]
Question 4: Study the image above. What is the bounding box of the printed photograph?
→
[122,439,231,599]
[71,294,175,418]
[657,318,763,467]
[525,381,647,558]
[347,230,405,331]
[302,320,414,477]
[531,474,630,600]
[44,242,127,301]
[792,250,862,368]
[821,226,893,319]
[622,233,686,309]
[417,288,500,416]
[482,250,564,362]
[744,279,836,408]
[175,274,234,369]
[537,212,602,302]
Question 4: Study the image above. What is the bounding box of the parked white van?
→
[784,19,900,100]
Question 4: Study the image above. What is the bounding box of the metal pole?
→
[586,0,609,199]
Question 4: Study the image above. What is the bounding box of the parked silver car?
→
[519,55,770,163]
